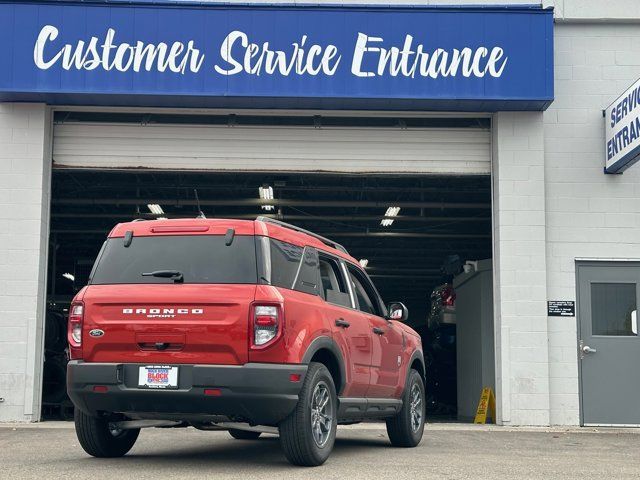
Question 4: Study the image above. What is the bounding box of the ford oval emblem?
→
[89,329,105,338]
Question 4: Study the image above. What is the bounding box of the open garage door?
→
[44,111,494,423]
[52,112,491,174]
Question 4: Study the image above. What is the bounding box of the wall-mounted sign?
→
[605,77,640,173]
[547,301,575,317]
[0,1,554,111]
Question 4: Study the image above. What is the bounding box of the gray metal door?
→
[577,262,640,426]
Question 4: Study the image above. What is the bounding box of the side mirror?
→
[387,302,409,322]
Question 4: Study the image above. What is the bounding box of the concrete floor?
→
[1,423,638,479]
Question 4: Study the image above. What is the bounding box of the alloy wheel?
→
[409,382,423,433]
[310,381,333,447]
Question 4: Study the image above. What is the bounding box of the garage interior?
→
[43,111,494,422]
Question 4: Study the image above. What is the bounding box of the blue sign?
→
[0,1,554,111]
[605,77,640,173]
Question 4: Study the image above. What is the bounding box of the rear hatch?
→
[81,226,258,365]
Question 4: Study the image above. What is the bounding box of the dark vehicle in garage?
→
[67,217,426,466]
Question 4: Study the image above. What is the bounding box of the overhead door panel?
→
[53,122,491,174]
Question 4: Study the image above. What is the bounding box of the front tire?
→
[279,362,337,466]
[386,369,425,447]
[228,429,261,440]
[74,409,140,458]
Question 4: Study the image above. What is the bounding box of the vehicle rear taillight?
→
[68,302,84,347]
[252,305,280,347]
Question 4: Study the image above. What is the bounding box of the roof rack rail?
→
[256,216,349,255]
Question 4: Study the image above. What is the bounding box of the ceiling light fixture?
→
[62,273,75,281]
[380,206,401,226]
[259,185,275,211]
[147,204,164,215]
[359,259,369,268]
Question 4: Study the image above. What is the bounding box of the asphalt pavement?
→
[1,422,638,480]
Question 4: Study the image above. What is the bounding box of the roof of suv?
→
[108,218,358,265]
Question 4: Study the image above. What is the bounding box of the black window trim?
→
[258,235,271,285]
[317,251,355,310]
[346,261,388,319]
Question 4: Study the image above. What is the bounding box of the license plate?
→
[138,366,178,389]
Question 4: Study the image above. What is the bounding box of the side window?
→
[293,247,320,296]
[347,265,383,317]
[318,255,351,308]
[269,238,303,289]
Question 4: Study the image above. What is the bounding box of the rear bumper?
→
[67,360,307,426]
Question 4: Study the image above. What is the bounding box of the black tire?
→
[279,362,337,467]
[386,369,425,447]
[74,409,140,458]
[228,429,262,440]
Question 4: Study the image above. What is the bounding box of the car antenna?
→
[194,189,206,219]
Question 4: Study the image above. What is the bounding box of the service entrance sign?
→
[605,77,640,173]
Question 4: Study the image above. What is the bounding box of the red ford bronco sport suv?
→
[67,217,425,466]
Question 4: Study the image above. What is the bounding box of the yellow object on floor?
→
[474,387,496,424]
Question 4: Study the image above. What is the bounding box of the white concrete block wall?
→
[548,0,640,22]
[0,103,51,422]
[544,22,640,426]
[493,111,550,426]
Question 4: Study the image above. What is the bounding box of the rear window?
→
[90,235,257,285]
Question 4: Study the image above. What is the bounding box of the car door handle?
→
[373,327,385,335]
[335,318,350,328]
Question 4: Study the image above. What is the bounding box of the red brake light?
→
[255,315,277,327]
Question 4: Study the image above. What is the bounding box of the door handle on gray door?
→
[335,319,350,328]
[373,327,385,335]
[582,345,597,354]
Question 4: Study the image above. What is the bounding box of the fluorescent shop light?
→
[62,273,75,281]
[381,206,401,226]
[259,185,275,211]
[147,204,164,215]
[384,206,401,217]
[359,259,369,268]
[259,185,274,200]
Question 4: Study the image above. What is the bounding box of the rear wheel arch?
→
[301,336,346,396]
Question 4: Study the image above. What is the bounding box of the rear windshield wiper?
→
[141,270,184,283]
